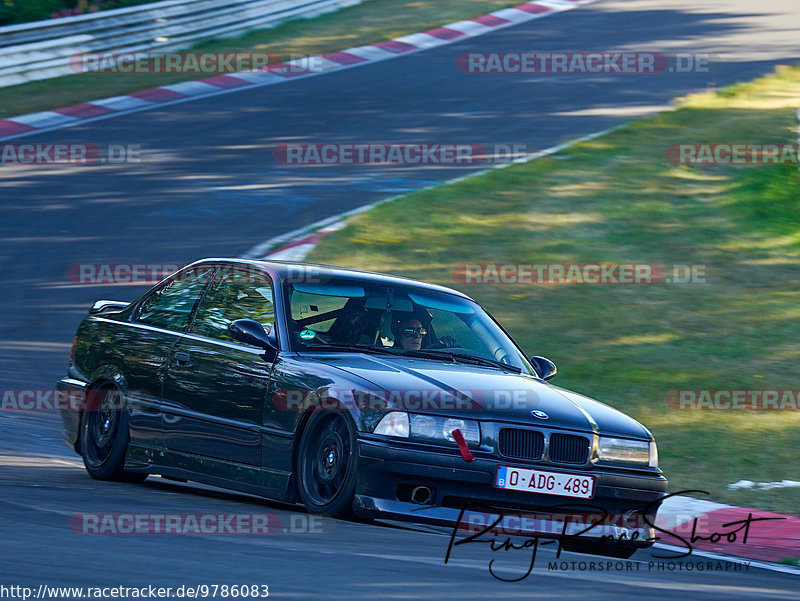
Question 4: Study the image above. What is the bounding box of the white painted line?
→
[442,20,493,36]
[10,110,78,128]
[266,243,320,261]
[370,514,800,577]
[287,56,341,73]
[229,71,283,84]
[241,213,350,259]
[160,80,223,96]
[355,543,800,578]
[393,32,449,50]
[341,45,398,62]
[655,495,733,530]
[491,7,544,23]
[91,95,155,111]
[536,0,576,9]
[653,544,800,576]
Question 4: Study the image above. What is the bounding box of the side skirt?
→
[126,444,296,503]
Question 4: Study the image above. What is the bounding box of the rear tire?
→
[296,410,358,518]
[80,385,147,483]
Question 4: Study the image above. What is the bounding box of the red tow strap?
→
[451,428,475,462]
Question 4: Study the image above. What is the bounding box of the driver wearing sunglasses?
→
[392,316,458,351]
[394,318,428,351]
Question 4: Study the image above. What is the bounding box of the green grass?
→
[307,64,800,515]
[0,0,524,118]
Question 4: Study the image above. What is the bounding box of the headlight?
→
[598,437,654,466]
[373,411,409,438]
[374,412,480,447]
[412,414,480,447]
[649,440,658,467]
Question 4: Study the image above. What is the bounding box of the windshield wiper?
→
[301,344,520,373]
[302,344,459,364]
[302,344,401,356]
[434,351,522,374]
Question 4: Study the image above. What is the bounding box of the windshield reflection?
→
[284,280,534,375]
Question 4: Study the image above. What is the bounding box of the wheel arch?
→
[293,400,359,517]
[290,398,358,495]
[75,376,127,454]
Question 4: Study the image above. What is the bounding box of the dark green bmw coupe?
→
[59,259,667,557]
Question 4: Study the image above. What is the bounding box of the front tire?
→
[80,385,146,483]
[296,410,358,518]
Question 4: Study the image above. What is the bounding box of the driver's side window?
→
[191,267,275,343]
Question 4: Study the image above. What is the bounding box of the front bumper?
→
[355,437,667,543]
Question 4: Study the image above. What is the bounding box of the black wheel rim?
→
[84,389,121,468]
[301,413,352,507]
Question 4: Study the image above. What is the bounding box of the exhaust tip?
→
[410,486,432,505]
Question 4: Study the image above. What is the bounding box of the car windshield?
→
[284,278,535,375]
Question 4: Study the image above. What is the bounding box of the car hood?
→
[307,354,651,439]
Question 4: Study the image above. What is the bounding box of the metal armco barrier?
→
[0,0,362,88]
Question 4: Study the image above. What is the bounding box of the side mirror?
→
[229,319,277,358]
[529,356,557,380]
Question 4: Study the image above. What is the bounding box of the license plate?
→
[495,465,595,499]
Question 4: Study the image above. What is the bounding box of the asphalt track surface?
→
[1,0,800,597]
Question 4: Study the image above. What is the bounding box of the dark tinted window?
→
[191,266,275,343]
[136,266,214,331]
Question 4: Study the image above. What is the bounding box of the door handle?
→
[174,351,190,366]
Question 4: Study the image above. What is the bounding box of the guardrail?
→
[0,0,362,88]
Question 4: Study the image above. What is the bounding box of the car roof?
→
[188,258,472,300]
